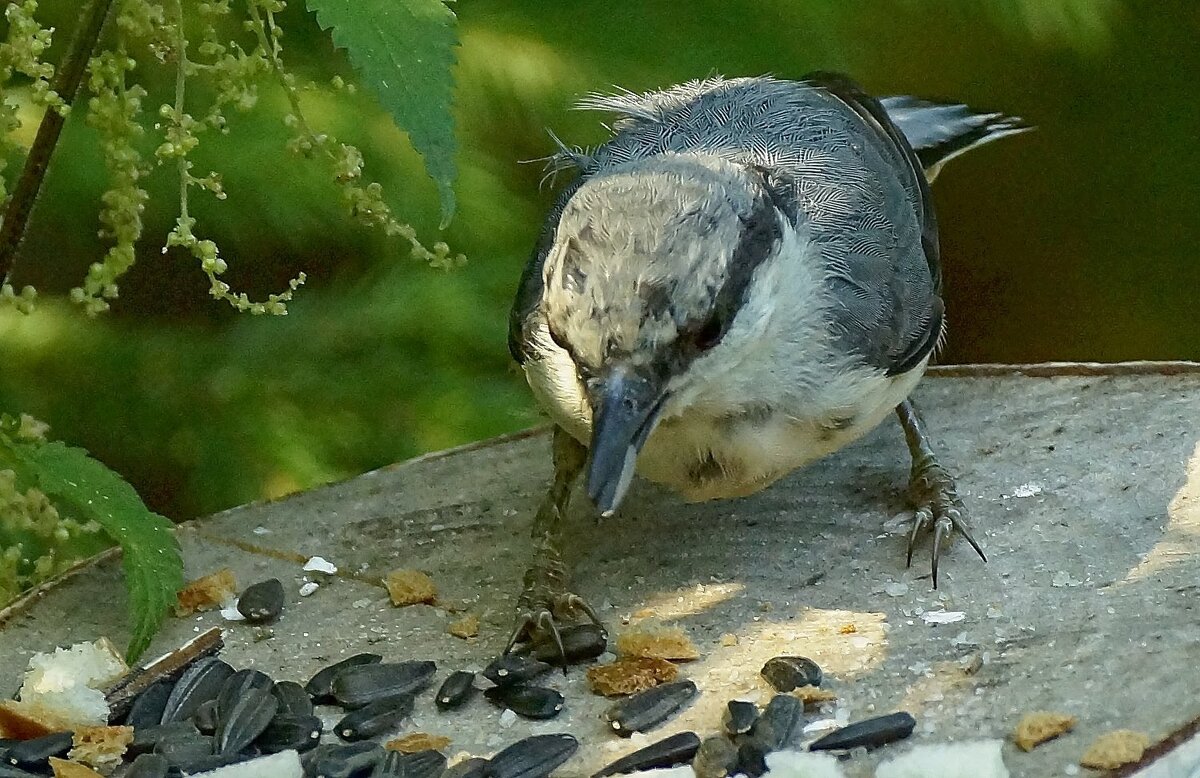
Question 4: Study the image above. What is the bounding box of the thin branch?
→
[0,0,117,285]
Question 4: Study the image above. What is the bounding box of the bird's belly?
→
[635,365,926,501]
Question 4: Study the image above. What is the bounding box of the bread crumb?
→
[175,568,237,616]
[69,725,134,773]
[838,623,857,634]
[0,700,78,739]
[386,733,453,753]
[49,758,104,778]
[447,614,479,639]
[385,569,437,606]
[1013,711,1076,752]
[0,639,129,737]
[1079,729,1149,770]
[616,627,699,661]
[792,685,838,706]
[719,633,739,647]
[587,656,679,696]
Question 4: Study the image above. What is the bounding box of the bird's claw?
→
[503,591,603,663]
[905,462,986,587]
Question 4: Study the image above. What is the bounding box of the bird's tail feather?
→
[879,95,1032,182]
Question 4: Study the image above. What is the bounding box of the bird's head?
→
[541,153,784,514]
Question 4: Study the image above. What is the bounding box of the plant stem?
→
[0,0,117,285]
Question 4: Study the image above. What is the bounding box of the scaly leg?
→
[895,399,986,587]
[503,426,603,660]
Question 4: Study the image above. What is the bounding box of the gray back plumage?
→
[512,74,942,375]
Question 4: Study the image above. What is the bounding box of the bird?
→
[505,72,1029,657]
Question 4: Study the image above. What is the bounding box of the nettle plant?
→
[0,0,460,658]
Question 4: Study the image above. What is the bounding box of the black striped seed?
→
[214,668,278,754]
[722,700,758,737]
[160,657,235,724]
[603,680,697,736]
[531,625,608,664]
[489,733,579,778]
[807,711,916,751]
[237,578,285,623]
[482,655,552,687]
[304,653,383,704]
[273,680,316,717]
[435,670,477,711]
[760,656,822,692]
[335,693,414,741]
[484,684,564,720]
[331,662,436,709]
[256,713,323,753]
[593,731,700,777]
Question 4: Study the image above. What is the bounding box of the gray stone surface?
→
[2,370,1199,777]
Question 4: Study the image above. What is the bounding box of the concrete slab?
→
[2,368,1199,777]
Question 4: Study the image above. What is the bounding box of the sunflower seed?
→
[722,700,758,737]
[304,742,385,778]
[215,669,279,754]
[124,753,170,778]
[483,685,564,720]
[691,736,738,778]
[489,733,578,778]
[436,671,477,711]
[125,679,173,729]
[5,731,73,768]
[482,656,552,688]
[170,752,248,773]
[152,730,215,766]
[194,698,220,734]
[593,731,700,777]
[335,693,414,741]
[747,694,803,751]
[129,721,199,757]
[274,680,316,717]
[160,657,235,723]
[735,742,768,778]
[371,749,447,778]
[235,578,286,623]
[257,713,323,753]
[439,756,489,778]
[531,625,608,664]
[760,656,822,692]
[603,680,697,737]
[807,711,916,751]
[332,662,436,709]
[305,653,383,704]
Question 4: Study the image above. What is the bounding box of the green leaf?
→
[307,0,459,227]
[0,434,183,662]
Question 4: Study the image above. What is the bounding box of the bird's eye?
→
[694,313,724,351]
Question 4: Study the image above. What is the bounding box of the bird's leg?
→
[895,399,986,587]
[503,426,603,659]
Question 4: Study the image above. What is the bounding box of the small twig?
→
[103,626,224,721]
[0,0,117,285]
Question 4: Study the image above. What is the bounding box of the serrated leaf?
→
[1,436,183,662]
[307,0,459,227]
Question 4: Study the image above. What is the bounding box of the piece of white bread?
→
[0,638,129,739]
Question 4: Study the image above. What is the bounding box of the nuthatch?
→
[506,73,1028,655]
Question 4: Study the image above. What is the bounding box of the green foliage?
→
[0,415,183,661]
[306,0,459,227]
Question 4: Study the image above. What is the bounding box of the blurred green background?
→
[0,1,1197,522]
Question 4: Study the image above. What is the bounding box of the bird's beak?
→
[586,366,668,517]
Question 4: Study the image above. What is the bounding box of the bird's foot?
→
[905,459,986,587]
[504,584,603,663]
